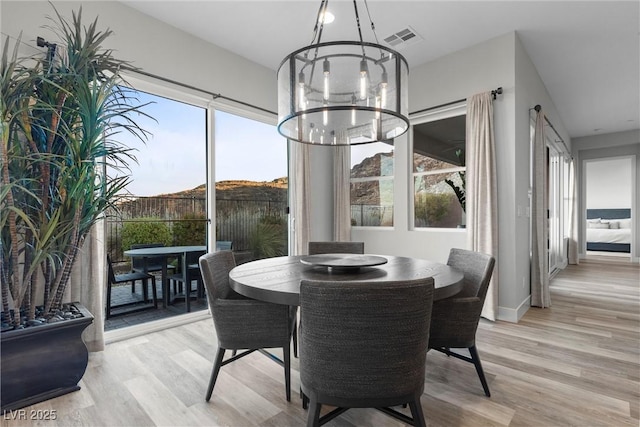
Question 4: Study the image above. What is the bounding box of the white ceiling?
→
[121,0,640,139]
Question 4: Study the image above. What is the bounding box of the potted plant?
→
[1,6,149,410]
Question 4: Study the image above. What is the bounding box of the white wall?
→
[353,31,573,322]
[356,33,515,271]
[1,1,277,113]
[512,33,572,318]
[585,159,632,209]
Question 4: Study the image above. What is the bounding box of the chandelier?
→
[277,0,409,145]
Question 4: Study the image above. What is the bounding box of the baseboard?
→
[104,310,210,345]
[497,295,531,323]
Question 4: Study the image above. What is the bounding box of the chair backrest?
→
[130,243,165,270]
[199,251,238,304]
[308,241,364,255]
[215,241,233,251]
[106,254,117,284]
[184,250,206,270]
[300,278,434,403]
[447,248,495,302]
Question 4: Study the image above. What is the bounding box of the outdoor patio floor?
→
[105,278,207,331]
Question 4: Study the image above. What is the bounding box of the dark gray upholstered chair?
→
[106,254,156,319]
[300,278,434,427]
[297,241,364,357]
[199,250,295,402]
[428,248,496,397]
[308,241,365,255]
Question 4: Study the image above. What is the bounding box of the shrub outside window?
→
[413,114,466,228]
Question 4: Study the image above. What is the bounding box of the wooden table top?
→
[229,255,464,306]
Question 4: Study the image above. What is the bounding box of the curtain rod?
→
[3,31,276,116]
[533,104,570,155]
[409,87,503,116]
[122,66,277,116]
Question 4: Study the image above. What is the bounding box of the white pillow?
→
[588,222,609,229]
[618,218,631,229]
[587,218,601,223]
[609,221,620,229]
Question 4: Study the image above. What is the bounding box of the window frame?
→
[350,142,396,228]
[410,102,467,230]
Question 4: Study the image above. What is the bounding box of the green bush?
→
[249,216,287,259]
[173,213,207,246]
[415,193,451,226]
[121,218,172,253]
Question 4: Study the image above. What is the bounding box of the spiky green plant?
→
[0,6,151,326]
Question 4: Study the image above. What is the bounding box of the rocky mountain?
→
[154,178,288,201]
[128,151,456,207]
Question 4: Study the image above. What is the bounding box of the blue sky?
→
[119,91,287,196]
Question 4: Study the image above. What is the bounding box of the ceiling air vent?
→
[383,26,422,50]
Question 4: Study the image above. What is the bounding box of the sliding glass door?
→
[213,109,288,261]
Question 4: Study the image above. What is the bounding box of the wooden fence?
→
[106,196,287,263]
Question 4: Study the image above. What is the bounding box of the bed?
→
[586,208,631,253]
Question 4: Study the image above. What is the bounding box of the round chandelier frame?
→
[277,1,409,145]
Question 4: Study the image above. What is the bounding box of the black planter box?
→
[1,303,94,412]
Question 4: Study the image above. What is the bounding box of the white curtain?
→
[567,158,579,265]
[65,219,106,352]
[290,141,311,255]
[531,108,550,307]
[466,92,499,321]
[333,145,352,241]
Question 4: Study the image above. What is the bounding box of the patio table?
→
[124,245,207,312]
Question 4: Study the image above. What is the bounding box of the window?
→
[214,110,288,258]
[350,142,394,227]
[412,113,466,229]
[106,86,208,263]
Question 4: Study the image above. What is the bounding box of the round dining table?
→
[229,254,464,306]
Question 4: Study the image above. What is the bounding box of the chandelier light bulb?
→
[380,71,388,108]
[323,58,330,101]
[359,59,369,100]
[298,71,306,110]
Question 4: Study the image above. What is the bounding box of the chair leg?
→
[469,345,491,397]
[151,277,158,309]
[284,341,291,402]
[306,400,321,427]
[106,281,112,319]
[292,321,298,358]
[408,397,426,427]
[142,278,149,302]
[206,347,226,402]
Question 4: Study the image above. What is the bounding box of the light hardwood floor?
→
[2,257,638,426]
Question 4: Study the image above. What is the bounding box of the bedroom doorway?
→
[584,157,634,261]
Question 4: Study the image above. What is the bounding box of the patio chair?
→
[168,249,206,312]
[215,241,233,251]
[106,254,156,319]
[199,250,296,402]
[308,241,365,255]
[299,277,434,427]
[428,248,496,397]
[130,243,175,281]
